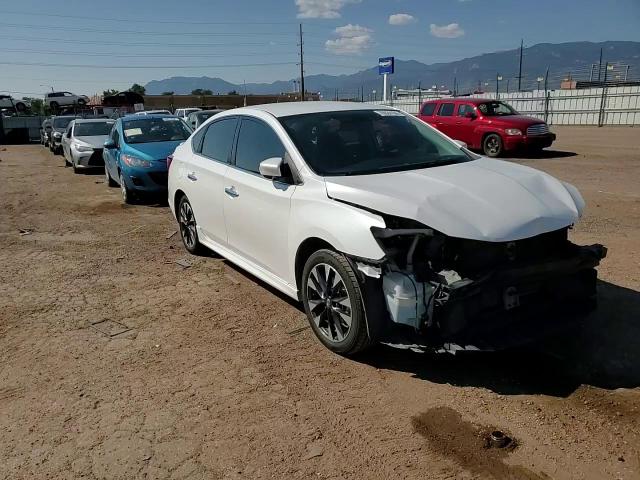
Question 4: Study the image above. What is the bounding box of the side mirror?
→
[104,139,116,149]
[259,157,284,179]
[453,139,468,149]
[465,111,476,119]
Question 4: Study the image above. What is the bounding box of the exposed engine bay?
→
[353,213,607,352]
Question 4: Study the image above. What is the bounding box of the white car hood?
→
[324,157,583,242]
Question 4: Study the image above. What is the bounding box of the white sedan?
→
[168,102,606,355]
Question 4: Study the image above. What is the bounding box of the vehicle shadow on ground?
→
[357,280,640,397]
[505,149,578,160]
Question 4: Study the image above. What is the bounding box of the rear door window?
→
[199,118,238,162]
[437,103,455,116]
[421,103,437,116]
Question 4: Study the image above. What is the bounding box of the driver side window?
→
[234,119,285,175]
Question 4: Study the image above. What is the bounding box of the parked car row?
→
[40,100,604,358]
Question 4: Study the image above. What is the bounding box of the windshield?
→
[74,121,114,137]
[477,101,518,116]
[53,117,73,129]
[122,117,192,144]
[279,110,472,176]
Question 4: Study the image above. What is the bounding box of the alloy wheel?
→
[179,201,197,250]
[486,136,500,156]
[306,263,352,343]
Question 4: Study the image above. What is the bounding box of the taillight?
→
[167,154,174,169]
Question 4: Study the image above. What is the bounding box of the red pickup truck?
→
[418,98,556,157]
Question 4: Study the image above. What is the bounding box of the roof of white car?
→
[72,118,114,123]
[236,101,395,118]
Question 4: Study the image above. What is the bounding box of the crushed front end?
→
[358,215,606,352]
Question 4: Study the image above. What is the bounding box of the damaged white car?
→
[168,102,606,355]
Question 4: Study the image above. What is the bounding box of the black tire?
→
[50,101,59,110]
[177,195,206,255]
[105,165,117,187]
[119,172,135,205]
[15,102,26,112]
[77,98,86,105]
[483,133,503,158]
[301,249,371,355]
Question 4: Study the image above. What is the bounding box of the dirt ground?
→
[0,126,639,480]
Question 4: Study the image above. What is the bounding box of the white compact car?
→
[175,107,201,121]
[168,102,606,355]
[61,118,115,172]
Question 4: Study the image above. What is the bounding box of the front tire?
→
[120,172,135,204]
[483,133,503,157]
[301,249,371,355]
[177,196,205,255]
[105,165,117,187]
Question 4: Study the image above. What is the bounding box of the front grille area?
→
[148,171,168,186]
[527,123,549,136]
[88,149,104,166]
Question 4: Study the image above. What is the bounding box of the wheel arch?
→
[173,189,187,216]
[294,237,336,296]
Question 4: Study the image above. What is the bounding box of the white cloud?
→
[296,0,361,19]
[429,23,465,38]
[389,13,417,26]
[325,24,373,55]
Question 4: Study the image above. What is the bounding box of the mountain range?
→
[145,41,640,97]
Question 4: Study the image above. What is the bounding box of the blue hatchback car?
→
[103,114,192,203]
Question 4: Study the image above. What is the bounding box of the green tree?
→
[129,84,146,95]
[102,89,119,97]
[161,91,175,96]
[191,89,213,96]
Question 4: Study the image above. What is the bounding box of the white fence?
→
[369,85,640,126]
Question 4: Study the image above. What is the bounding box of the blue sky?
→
[1,0,638,97]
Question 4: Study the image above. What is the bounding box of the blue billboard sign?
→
[378,57,394,75]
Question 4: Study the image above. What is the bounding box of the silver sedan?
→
[61,119,115,173]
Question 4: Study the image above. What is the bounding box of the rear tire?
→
[177,195,206,255]
[15,102,26,113]
[483,133,503,158]
[77,98,86,106]
[301,249,371,356]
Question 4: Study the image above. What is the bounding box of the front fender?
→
[288,184,386,284]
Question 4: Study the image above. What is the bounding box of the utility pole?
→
[496,73,502,98]
[298,23,305,101]
[624,65,630,81]
[543,67,550,123]
[597,47,603,82]
[517,39,523,91]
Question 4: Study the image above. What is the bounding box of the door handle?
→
[187,172,197,181]
[224,186,239,198]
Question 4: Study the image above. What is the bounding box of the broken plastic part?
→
[356,262,381,279]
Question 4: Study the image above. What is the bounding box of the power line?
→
[1,48,299,58]
[0,34,291,47]
[0,22,298,36]
[0,10,299,25]
[0,61,299,69]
